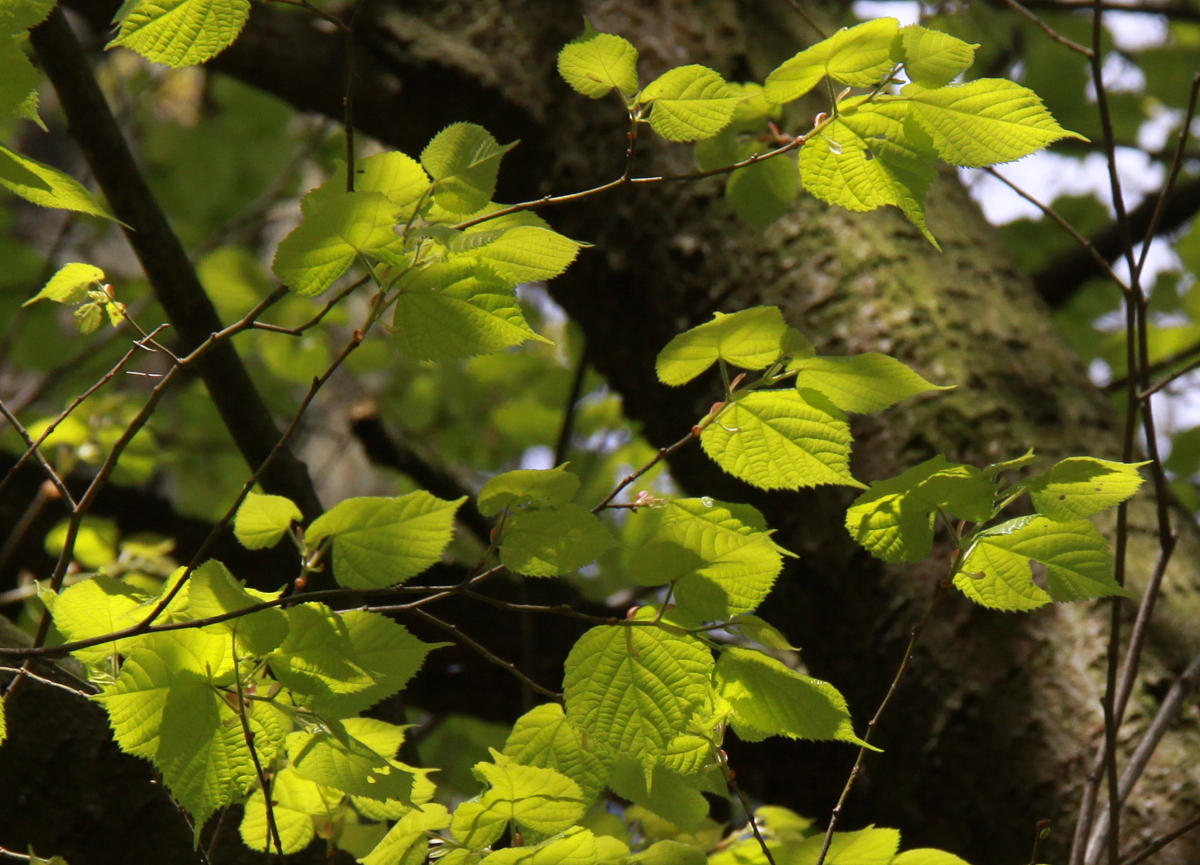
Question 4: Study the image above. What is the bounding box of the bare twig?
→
[1121,812,1200,865]
[1000,0,1095,55]
[717,748,779,865]
[231,640,283,860]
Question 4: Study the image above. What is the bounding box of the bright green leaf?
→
[361,804,450,865]
[393,281,547,361]
[908,79,1086,167]
[731,614,798,651]
[764,18,899,103]
[0,36,41,126]
[700,389,863,490]
[233,492,301,550]
[558,23,639,98]
[470,226,586,286]
[629,840,706,865]
[891,850,972,865]
[287,722,416,802]
[792,827,900,865]
[0,145,115,219]
[479,465,581,517]
[638,65,744,142]
[608,759,710,833]
[1025,457,1145,521]
[563,624,713,760]
[656,306,788,386]
[268,603,375,697]
[897,25,978,88]
[240,767,334,854]
[475,756,587,835]
[503,703,611,805]
[306,492,465,589]
[52,575,147,667]
[184,559,288,656]
[717,647,865,746]
[955,515,1135,611]
[791,353,948,413]
[110,0,250,67]
[421,123,516,215]
[273,191,399,296]
[499,503,614,576]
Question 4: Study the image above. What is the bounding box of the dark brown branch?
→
[1019,0,1200,21]
[30,9,324,520]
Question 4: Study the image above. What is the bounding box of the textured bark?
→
[9,2,1200,864]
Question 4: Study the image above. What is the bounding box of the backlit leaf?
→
[0,145,115,219]
[896,25,978,88]
[52,575,148,667]
[791,352,949,413]
[1025,457,1145,521]
[608,759,710,832]
[361,804,450,865]
[287,721,416,802]
[0,36,41,126]
[558,23,639,98]
[764,18,899,103]
[233,492,301,550]
[638,65,743,142]
[471,226,586,286]
[656,306,788,386]
[110,0,250,67]
[499,503,614,576]
[474,757,587,835]
[479,465,581,516]
[503,703,611,804]
[421,123,516,215]
[240,767,333,854]
[273,191,399,296]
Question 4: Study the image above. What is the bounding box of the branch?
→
[1018,0,1200,21]
[29,9,323,520]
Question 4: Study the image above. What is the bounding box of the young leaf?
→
[731,614,799,651]
[499,503,614,576]
[896,25,978,88]
[361,803,451,865]
[726,145,799,230]
[421,123,516,215]
[52,575,148,667]
[240,767,332,854]
[764,17,900,104]
[791,353,949,413]
[0,36,41,126]
[955,515,1136,611]
[272,191,400,296]
[0,145,116,219]
[846,455,994,563]
[557,23,639,99]
[470,226,587,286]
[716,647,865,746]
[305,152,431,221]
[503,703,611,804]
[479,465,581,516]
[792,827,901,865]
[637,65,744,142]
[233,492,301,550]
[109,0,251,67]
[628,840,706,865]
[1025,457,1145,521]
[306,492,465,589]
[268,603,375,697]
[656,306,789,386]
[0,0,55,35]
[563,624,714,760]
[481,826,598,865]
[286,722,416,802]
[700,389,863,490]
[908,79,1086,167]
[474,757,587,835]
[393,284,547,361]
[891,851,972,865]
[184,559,289,656]
[608,758,710,832]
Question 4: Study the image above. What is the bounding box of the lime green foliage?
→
[306,492,465,589]
[764,18,900,104]
[481,825,599,865]
[499,503,614,576]
[701,390,862,491]
[0,0,55,35]
[503,704,610,805]
[184,560,288,655]
[362,804,450,865]
[479,465,580,516]
[847,456,994,563]
[608,759,711,832]
[791,353,949,413]
[632,498,790,622]
[240,768,333,854]
[1025,457,1145,521]
[0,35,41,126]
[629,840,706,865]
[233,492,301,550]
[892,850,972,865]
[956,516,1135,611]
[286,721,415,802]
[110,0,250,67]
[732,614,798,651]
[23,263,105,308]
[472,225,586,284]
[656,307,789,386]
[51,576,146,667]
[638,65,744,142]
[563,624,713,761]
[558,22,639,99]
[897,26,978,88]
[308,151,431,219]
[422,123,516,215]
[392,279,544,360]
[0,145,115,218]
[717,648,864,746]
[471,754,587,836]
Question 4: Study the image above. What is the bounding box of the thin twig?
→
[231,639,283,860]
[717,748,778,865]
[0,399,76,508]
[592,429,698,513]
[553,342,588,468]
[1120,811,1200,865]
[1001,0,1095,55]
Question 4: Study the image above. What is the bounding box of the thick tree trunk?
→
[10,2,1200,864]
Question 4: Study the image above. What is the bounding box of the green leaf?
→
[764,18,900,103]
[1025,457,1145,521]
[896,25,978,88]
[717,647,865,746]
[470,226,586,286]
[306,492,465,589]
[700,389,863,491]
[273,191,399,296]
[637,65,744,142]
[421,123,516,215]
[503,703,611,804]
[891,851,972,865]
[726,146,798,230]
[846,456,994,563]
[0,36,41,127]
[184,559,289,656]
[791,353,949,413]
[479,465,581,517]
[482,826,599,865]
[563,624,714,760]
[310,609,445,717]
[908,79,1086,167]
[0,0,55,35]
[474,756,587,835]
[955,515,1136,611]
[361,804,451,865]
[287,721,416,802]
[51,575,147,667]
[608,759,710,833]
[629,840,706,865]
[656,306,789,386]
[392,279,547,361]
[558,23,639,98]
[792,827,900,865]
[306,151,431,219]
[499,503,615,577]
[636,497,791,621]
[452,798,511,850]
[268,603,375,698]
[0,145,116,219]
[233,492,301,550]
[240,767,333,855]
[731,614,798,651]
[110,0,250,67]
